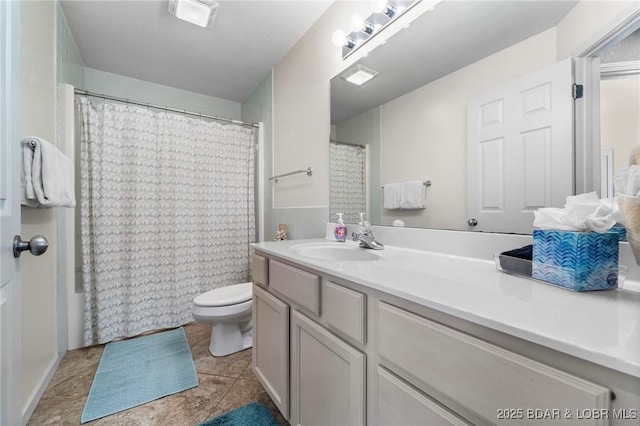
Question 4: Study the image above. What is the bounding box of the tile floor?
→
[27,323,288,426]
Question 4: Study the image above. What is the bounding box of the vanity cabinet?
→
[252,257,367,425]
[252,249,629,426]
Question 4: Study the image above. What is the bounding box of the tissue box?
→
[532,230,619,291]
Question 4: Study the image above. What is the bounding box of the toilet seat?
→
[193,282,252,307]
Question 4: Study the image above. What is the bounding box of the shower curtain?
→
[78,97,256,346]
[330,142,367,224]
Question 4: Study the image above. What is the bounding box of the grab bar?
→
[269,167,313,183]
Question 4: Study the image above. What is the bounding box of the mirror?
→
[330,0,640,233]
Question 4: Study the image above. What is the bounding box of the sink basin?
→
[290,242,381,261]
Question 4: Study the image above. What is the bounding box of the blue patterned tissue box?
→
[532,230,620,291]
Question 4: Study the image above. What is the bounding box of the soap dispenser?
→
[358,213,371,233]
[334,213,347,242]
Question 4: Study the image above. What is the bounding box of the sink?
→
[290,242,381,261]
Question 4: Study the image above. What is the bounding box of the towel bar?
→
[269,167,313,183]
[381,180,431,190]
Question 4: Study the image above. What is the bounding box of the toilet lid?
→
[193,282,253,307]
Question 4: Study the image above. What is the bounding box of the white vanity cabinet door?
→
[252,284,289,419]
[291,310,366,426]
[376,366,471,426]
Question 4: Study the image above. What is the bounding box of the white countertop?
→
[252,238,640,379]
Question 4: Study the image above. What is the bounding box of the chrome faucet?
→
[352,213,384,250]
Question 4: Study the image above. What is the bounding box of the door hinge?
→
[572,84,584,99]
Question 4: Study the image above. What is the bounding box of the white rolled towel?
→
[21,136,76,208]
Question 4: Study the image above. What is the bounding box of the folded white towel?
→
[399,180,426,209]
[21,137,76,208]
[383,182,401,209]
[383,180,425,210]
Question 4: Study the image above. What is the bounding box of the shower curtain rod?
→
[74,89,260,129]
[330,138,366,149]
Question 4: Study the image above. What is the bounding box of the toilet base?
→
[209,321,253,357]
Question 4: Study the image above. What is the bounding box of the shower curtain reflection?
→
[330,141,367,224]
[78,96,256,346]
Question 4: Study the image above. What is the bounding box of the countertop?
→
[252,238,640,379]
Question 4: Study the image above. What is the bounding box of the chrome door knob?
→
[467,218,478,227]
[13,235,49,258]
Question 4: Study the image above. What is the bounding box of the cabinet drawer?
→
[377,301,610,426]
[377,366,470,426]
[269,260,320,315]
[322,280,366,345]
[252,254,269,287]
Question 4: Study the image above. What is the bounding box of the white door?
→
[0,2,22,424]
[467,58,574,234]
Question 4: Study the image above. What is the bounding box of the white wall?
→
[600,76,640,174]
[84,67,241,119]
[242,72,273,242]
[56,0,84,359]
[20,1,59,421]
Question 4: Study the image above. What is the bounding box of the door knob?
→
[13,235,48,258]
[467,218,478,227]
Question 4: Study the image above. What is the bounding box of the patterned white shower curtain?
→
[78,97,255,346]
[330,142,367,224]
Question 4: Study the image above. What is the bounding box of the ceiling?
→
[60,0,332,103]
[331,0,579,124]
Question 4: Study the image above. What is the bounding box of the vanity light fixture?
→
[341,64,379,86]
[168,0,219,28]
[350,15,375,35]
[372,0,397,18]
[333,0,421,59]
[332,30,356,49]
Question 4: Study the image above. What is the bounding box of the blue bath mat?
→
[199,402,279,426]
[80,327,198,423]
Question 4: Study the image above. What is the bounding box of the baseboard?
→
[22,354,61,426]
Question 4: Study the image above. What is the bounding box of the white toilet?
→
[192,282,253,357]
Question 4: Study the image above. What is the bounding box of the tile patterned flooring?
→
[27,323,288,426]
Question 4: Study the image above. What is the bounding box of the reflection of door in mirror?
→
[330,140,368,224]
[467,58,574,234]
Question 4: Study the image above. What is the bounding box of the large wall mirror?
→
[330,0,640,234]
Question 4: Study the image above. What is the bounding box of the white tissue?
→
[533,192,617,233]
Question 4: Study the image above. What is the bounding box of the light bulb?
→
[371,0,388,14]
[332,29,348,47]
[350,14,365,33]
